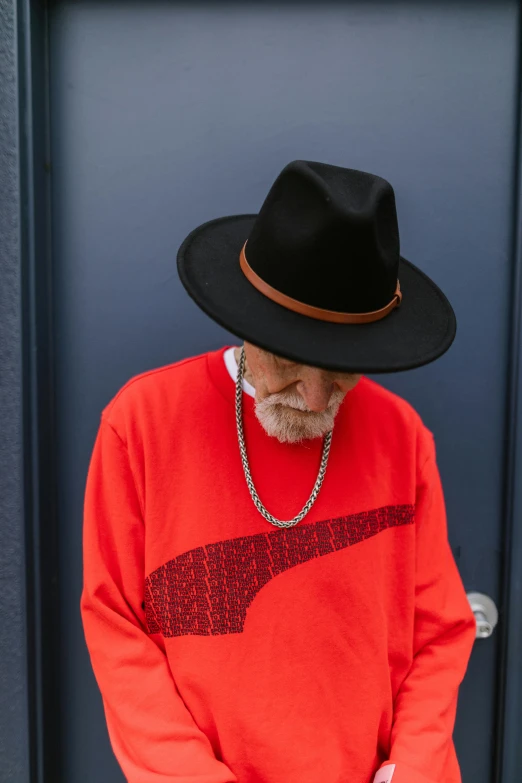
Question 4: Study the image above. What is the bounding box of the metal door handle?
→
[466,592,498,639]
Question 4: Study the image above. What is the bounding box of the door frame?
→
[496,4,522,778]
[4,0,61,781]
[1,0,522,780]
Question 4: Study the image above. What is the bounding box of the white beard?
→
[254,387,346,444]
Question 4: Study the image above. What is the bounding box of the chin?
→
[256,409,335,444]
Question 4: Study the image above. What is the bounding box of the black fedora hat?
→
[177,160,456,373]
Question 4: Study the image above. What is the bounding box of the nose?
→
[295,373,335,412]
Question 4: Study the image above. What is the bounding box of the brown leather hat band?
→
[239,242,402,325]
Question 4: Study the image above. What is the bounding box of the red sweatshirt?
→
[80,346,476,783]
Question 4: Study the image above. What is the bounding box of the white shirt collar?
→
[224,347,256,398]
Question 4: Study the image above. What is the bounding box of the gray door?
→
[49,2,518,781]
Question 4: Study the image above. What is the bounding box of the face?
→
[239,342,362,444]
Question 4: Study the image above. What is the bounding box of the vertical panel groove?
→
[18,0,61,781]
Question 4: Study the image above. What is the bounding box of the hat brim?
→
[177,214,456,374]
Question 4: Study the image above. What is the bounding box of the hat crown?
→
[246,160,400,313]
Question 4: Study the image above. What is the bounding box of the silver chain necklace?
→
[235,346,333,528]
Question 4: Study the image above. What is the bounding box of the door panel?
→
[49,2,518,781]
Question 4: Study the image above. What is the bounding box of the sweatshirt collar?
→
[207,345,258,418]
[223,346,256,397]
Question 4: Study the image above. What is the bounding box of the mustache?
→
[258,387,346,413]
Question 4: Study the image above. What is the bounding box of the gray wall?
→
[0,0,30,780]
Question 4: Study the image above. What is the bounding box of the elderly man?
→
[80,160,476,783]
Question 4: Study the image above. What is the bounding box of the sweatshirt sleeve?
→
[80,414,237,783]
[373,427,476,783]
